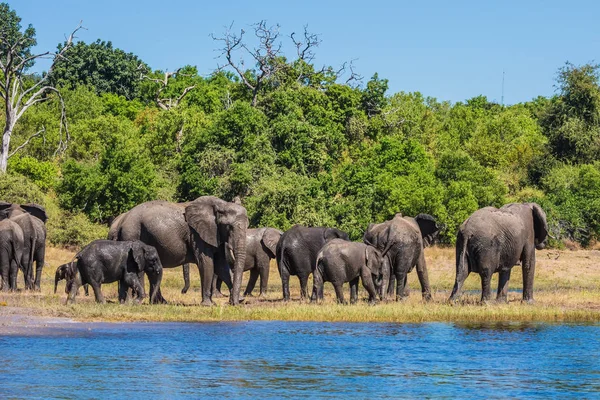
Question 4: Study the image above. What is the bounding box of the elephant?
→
[311,239,385,304]
[54,262,89,296]
[276,225,349,301]
[109,196,248,306]
[65,240,163,304]
[363,213,439,301]
[0,202,47,290]
[209,227,283,298]
[449,203,549,303]
[0,218,24,291]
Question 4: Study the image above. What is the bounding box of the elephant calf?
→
[54,262,89,296]
[312,239,385,304]
[66,240,163,304]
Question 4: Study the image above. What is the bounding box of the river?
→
[0,321,598,398]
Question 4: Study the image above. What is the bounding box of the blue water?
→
[0,321,599,398]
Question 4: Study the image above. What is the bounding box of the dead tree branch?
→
[140,67,196,111]
[0,20,84,172]
[8,126,45,159]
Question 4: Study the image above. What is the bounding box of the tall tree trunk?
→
[0,125,12,174]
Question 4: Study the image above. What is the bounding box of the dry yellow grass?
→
[1,246,599,323]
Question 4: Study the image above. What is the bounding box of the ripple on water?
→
[0,321,598,398]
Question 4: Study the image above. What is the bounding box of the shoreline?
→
[0,246,598,327]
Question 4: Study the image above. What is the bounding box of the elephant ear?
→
[530,203,548,244]
[129,242,146,272]
[21,203,48,223]
[364,245,381,275]
[185,201,219,248]
[415,214,439,246]
[324,227,348,241]
[262,228,281,258]
[0,202,12,218]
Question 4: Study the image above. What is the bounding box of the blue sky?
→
[9,0,600,104]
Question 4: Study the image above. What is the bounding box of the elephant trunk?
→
[54,271,61,294]
[229,224,247,306]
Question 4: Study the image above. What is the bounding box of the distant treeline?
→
[2,6,600,247]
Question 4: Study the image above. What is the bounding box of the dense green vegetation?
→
[2,4,600,247]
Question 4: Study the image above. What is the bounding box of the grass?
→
[1,246,599,323]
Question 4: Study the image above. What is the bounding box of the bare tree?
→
[140,67,196,111]
[211,21,289,107]
[0,16,84,173]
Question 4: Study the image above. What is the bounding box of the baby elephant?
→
[54,261,88,296]
[66,240,163,304]
[311,239,385,304]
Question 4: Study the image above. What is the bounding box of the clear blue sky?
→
[8,0,600,104]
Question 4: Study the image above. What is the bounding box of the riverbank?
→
[0,246,599,323]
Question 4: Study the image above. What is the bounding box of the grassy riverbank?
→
[1,247,599,323]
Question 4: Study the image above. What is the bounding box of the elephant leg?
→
[9,259,18,291]
[415,252,432,301]
[496,269,511,303]
[522,250,536,303]
[124,274,145,303]
[197,251,215,306]
[333,283,346,304]
[387,273,396,298]
[280,267,291,301]
[298,274,309,301]
[181,263,191,294]
[349,277,359,304]
[90,282,105,304]
[118,278,129,304]
[402,275,410,297]
[66,277,80,305]
[244,269,259,297]
[258,264,270,298]
[34,247,45,291]
[360,271,379,304]
[480,270,493,304]
[395,271,408,301]
[0,250,10,292]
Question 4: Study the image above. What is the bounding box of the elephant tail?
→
[455,230,469,278]
[10,237,23,273]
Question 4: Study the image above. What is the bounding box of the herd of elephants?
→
[0,197,549,306]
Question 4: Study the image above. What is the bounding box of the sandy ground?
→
[0,306,96,336]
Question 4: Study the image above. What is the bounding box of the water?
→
[0,321,599,398]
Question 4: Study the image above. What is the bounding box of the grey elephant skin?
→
[363,213,439,301]
[109,196,248,306]
[66,240,163,304]
[0,202,47,290]
[312,239,385,304]
[54,261,89,296]
[0,218,24,291]
[209,227,283,297]
[449,202,548,303]
[276,225,349,301]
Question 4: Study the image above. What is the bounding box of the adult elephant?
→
[363,213,439,301]
[109,196,247,305]
[209,227,283,298]
[449,203,548,303]
[276,225,349,301]
[0,202,47,290]
[0,218,24,291]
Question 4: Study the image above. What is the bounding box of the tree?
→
[541,63,600,163]
[140,65,197,110]
[212,21,324,106]
[49,39,147,99]
[0,3,82,173]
